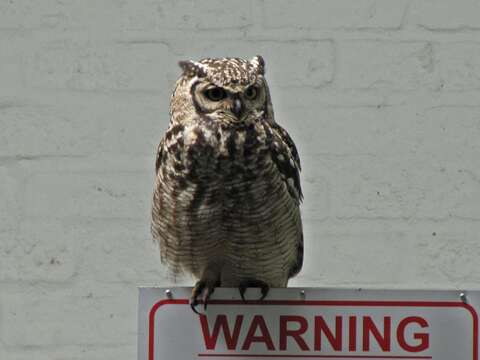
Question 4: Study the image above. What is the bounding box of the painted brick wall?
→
[1,1,480,358]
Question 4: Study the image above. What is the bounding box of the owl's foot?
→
[238,279,270,302]
[190,279,220,314]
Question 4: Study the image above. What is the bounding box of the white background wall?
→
[1,1,480,359]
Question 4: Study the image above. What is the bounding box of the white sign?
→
[138,287,479,360]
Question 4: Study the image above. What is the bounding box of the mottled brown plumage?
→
[151,56,303,309]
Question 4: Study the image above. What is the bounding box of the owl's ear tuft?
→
[251,55,265,75]
[178,60,207,77]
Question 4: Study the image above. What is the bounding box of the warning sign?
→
[138,288,479,360]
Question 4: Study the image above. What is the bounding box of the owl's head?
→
[170,56,273,125]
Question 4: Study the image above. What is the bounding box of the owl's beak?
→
[232,98,243,117]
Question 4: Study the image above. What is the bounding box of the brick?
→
[291,219,417,286]
[275,106,417,157]
[0,0,253,33]
[414,166,480,221]
[291,220,480,289]
[412,227,480,287]
[0,166,20,239]
[122,0,254,30]
[15,153,152,174]
[77,219,168,283]
[279,105,480,160]
[23,39,174,92]
[192,0,254,29]
[300,155,330,220]
[1,286,135,346]
[413,107,480,160]
[411,0,480,30]
[173,40,334,88]
[0,0,57,30]
[97,93,170,156]
[263,0,408,29]
[387,91,480,110]
[0,218,77,282]
[434,42,480,91]
[0,92,169,157]
[0,33,25,97]
[275,88,391,110]
[336,41,435,90]
[446,168,480,220]
[0,0,126,34]
[24,171,152,219]
[327,156,480,220]
[0,103,100,156]
[324,157,419,220]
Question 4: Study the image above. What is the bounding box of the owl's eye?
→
[204,87,226,101]
[244,86,258,100]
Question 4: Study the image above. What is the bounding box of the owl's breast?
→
[179,121,269,181]
[157,120,282,221]
[153,119,301,279]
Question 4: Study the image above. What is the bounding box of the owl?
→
[151,56,303,312]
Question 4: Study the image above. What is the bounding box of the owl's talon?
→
[238,279,270,302]
[190,279,218,314]
[239,287,247,302]
[259,285,269,301]
[202,286,215,311]
[190,300,202,314]
[190,280,205,314]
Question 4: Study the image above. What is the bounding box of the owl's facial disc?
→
[192,80,266,122]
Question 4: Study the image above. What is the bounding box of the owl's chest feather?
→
[165,122,270,183]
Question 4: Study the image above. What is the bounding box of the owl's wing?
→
[266,122,303,203]
[265,122,304,279]
[155,138,165,174]
[288,233,304,279]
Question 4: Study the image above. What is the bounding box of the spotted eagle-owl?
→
[151,56,303,311]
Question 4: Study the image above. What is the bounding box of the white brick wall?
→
[1,1,480,358]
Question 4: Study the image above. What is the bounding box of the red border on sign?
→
[148,299,478,360]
